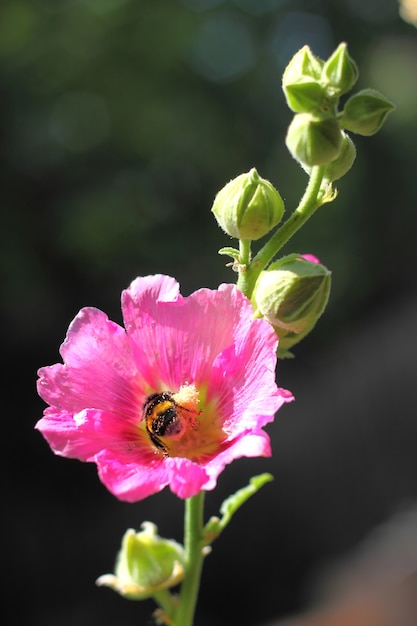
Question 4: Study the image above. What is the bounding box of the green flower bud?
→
[96,523,185,600]
[286,113,343,167]
[283,45,324,84]
[321,131,356,182]
[252,254,331,357]
[321,42,358,97]
[211,168,285,241]
[282,46,326,113]
[340,88,395,136]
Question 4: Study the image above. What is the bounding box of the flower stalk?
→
[174,492,206,626]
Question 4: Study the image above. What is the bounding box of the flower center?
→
[142,384,225,460]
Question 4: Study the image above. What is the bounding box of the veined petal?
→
[122,277,258,391]
[35,407,147,462]
[204,430,273,488]
[37,307,142,419]
[207,317,288,436]
[166,457,211,499]
[96,451,170,502]
[35,407,105,461]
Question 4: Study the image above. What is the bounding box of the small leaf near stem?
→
[237,166,326,299]
[174,492,206,626]
[204,473,274,544]
[218,246,241,260]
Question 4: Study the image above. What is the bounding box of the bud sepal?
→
[283,81,330,115]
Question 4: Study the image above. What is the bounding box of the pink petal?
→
[208,316,285,435]
[166,457,211,499]
[122,278,258,390]
[37,307,141,419]
[96,450,170,502]
[35,408,104,460]
[203,431,272,490]
[300,253,320,264]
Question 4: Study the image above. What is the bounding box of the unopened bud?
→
[286,113,343,167]
[283,45,323,84]
[252,254,331,356]
[211,168,284,241]
[283,46,326,113]
[340,88,395,136]
[96,523,185,600]
[321,43,358,97]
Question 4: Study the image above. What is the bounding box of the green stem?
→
[152,588,178,624]
[236,238,251,294]
[240,166,325,299]
[174,492,206,626]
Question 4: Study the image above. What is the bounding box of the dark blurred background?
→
[3,1,417,625]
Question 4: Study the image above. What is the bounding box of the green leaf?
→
[218,247,241,259]
[203,473,273,544]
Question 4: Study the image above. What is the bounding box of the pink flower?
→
[36,275,293,502]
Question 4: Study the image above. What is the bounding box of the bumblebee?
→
[143,391,196,457]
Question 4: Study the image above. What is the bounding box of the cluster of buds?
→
[283,43,394,177]
[210,44,394,356]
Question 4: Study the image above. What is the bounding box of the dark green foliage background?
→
[3,1,417,625]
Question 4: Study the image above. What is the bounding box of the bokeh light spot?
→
[268,11,334,69]
[187,13,256,82]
